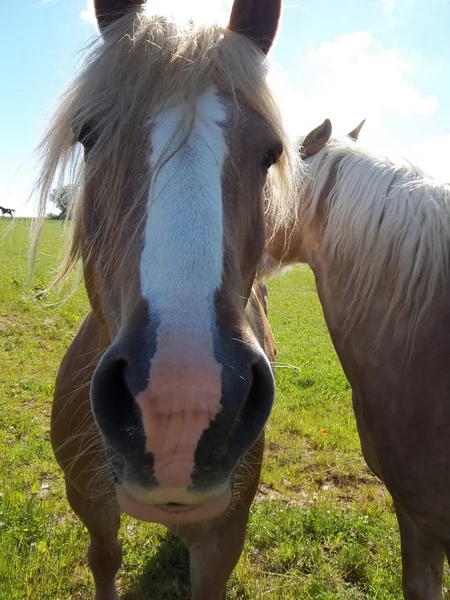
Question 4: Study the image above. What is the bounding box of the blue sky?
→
[2,0,450,215]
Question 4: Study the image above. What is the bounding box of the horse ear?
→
[347,119,366,141]
[301,119,332,159]
[228,0,282,55]
[94,0,145,34]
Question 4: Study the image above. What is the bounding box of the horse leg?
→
[395,503,444,600]
[352,399,443,598]
[66,480,122,600]
[187,499,250,600]
[173,436,264,600]
[52,313,121,599]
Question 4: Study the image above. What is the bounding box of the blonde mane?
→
[34,9,300,278]
[302,137,450,336]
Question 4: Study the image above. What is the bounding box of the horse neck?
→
[311,220,450,368]
[266,214,306,268]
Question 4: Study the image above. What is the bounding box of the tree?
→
[49,185,74,220]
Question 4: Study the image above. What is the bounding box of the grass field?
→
[0,218,413,599]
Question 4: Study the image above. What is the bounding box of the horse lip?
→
[156,503,196,513]
[116,485,232,524]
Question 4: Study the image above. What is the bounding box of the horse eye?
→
[77,122,98,154]
[262,143,283,172]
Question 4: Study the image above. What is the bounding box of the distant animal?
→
[37,0,298,598]
[265,118,450,600]
[0,206,15,216]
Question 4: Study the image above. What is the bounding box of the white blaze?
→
[140,86,228,334]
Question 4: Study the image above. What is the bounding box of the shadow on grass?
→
[120,532,245,600]
[121,533,190,600]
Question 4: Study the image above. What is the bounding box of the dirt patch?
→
[256,484,306,508]
[326,470,379,488]
[37,471,60,500]
[0,314,23,331]
[265,440,283,452]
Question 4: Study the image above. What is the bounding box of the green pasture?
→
[0,218,426,599]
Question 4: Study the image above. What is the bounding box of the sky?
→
[1,0,450,216]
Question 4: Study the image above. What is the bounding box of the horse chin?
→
[115,484,232,525]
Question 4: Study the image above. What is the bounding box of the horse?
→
[264,118,450,600]
[36,0,299,597]
[0,206,15,216]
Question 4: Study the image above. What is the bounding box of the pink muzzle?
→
[136,329,223,489]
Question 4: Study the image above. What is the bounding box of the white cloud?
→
[380,0,417,27]
[80,0,232,29]
[79,0,96,26]
[283,31,438,137]
[382,0,396,13]
[393,134,450,182]
[143,0,230,24]
[273,30,449,180]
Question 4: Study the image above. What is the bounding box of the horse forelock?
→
[301,137,450,338]
[34,10,300,281]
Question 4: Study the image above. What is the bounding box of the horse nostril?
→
[92,356,131,411]
[91,353,144,455]
[228,355,274,456]
[246,358,275,421]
